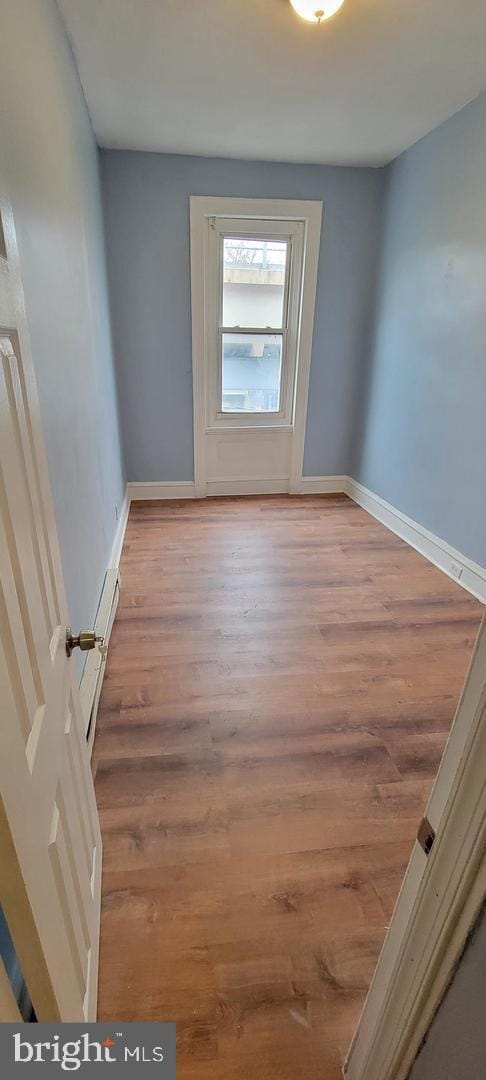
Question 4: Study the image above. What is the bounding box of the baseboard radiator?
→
[79,568,120,755]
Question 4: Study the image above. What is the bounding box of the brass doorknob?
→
[66,628,105,658]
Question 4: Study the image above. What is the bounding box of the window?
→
[221,236,287,414]
[190,196,322,495]
[206,216,305,428]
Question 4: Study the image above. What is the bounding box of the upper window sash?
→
[216,223,295,336]
[219,254,291,334]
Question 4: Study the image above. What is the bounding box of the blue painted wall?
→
[101,151,385,481]
[0,0,125,649]
[354,93,486,566]
[410,907,486,1080]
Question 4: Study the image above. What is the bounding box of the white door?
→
[0,188,102,1019]
[190,197,322,497]
[345,617,486,1080]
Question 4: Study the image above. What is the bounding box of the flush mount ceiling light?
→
[289,0,345,23]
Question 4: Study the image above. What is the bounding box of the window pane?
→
[222,237,287,328]
[221,333,283,413]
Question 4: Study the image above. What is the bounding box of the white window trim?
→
[190,196,322,497]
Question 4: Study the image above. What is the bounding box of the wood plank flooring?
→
[93,495,483,1078]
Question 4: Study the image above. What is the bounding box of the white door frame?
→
[190,196,322,497]
[345,616,486,1080]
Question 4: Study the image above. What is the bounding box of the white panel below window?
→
[205,428,292,483]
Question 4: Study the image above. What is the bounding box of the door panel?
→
[0,198,101,1019]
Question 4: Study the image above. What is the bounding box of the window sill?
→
[206,423,293,433]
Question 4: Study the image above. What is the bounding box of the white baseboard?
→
[347,478,486,604]
[300,475,348,494]
[128,481,196,500]
[109,491,130,569]
[79,567,120,751]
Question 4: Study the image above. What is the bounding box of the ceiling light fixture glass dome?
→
[289,0,345,23]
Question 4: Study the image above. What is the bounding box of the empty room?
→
[0,2,485,1078]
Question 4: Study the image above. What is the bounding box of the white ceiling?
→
[57,0,486,167]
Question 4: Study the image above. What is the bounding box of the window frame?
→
[190,196,323,497]
[207,216,305,430]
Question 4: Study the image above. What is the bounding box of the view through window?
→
[221,237,288,413]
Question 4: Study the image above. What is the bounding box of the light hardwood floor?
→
[93,495,483,1078]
